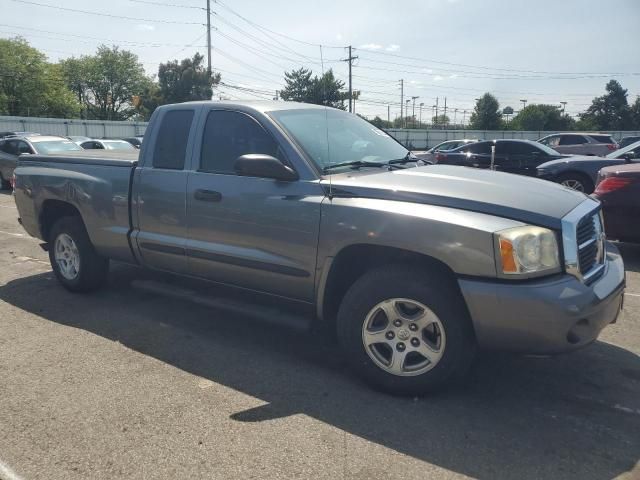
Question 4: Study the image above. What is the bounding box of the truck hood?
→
[326,165,588,229]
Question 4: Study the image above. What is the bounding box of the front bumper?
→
[458,241,625,354]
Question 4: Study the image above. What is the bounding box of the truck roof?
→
[169,100,329,113]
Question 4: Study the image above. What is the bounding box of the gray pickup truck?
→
[13,101,625,395]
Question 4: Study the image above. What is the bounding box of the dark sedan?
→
[434,139,565,176]
[537,140,640,194]
[593,162,640,243]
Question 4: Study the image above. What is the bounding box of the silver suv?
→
[538,133,617,156]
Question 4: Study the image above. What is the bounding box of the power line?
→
[128,0,205,9]
[9,0,205,25]
[355,47,640,77]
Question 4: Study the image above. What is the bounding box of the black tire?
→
[556,172,594,194]
[48,216,109,292]
[337,265,476,396]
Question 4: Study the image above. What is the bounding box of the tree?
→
[157,53,220,104]
[280,68,347,109]
[631,96,640,130]
[579,80,631,130]
[432,114,450,126]
[0,37,80,117]
[62,46,150,120]
[510,104,575,131]
[469,93,502,130]
[369,116,392,129]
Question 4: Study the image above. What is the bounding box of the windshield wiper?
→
[323,160,397,173]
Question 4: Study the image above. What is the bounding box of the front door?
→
[186,109,323,301]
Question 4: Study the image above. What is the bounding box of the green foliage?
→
[0,37,80,117]
[510,104,575,131]
[579,80,632,130]
[469,93,502,130]
[369,116,392,129]
[280,67,347,109]
[432,114,450,126]
[631,97,640,130]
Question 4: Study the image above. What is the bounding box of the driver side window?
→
[200,110,282,174]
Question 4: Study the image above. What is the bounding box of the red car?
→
[593,163,640,243]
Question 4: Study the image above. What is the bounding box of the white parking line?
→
[0,459,25,480]
[626,292,640,297]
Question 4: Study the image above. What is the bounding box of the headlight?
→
[496,226,560,276]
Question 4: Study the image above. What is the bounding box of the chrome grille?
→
[561,200,606,284]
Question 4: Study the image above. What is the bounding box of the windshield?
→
[33,140,83,154]
[103,141,136,151]
[607,140,640,158]
[533,142,561,156]
[269,108,407,171]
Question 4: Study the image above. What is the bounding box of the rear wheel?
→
[337,265,476,395]
[557,172,594,194]
[48,216,109,292]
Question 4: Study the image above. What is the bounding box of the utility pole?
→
[443,97,447,129]
[405,100,410,128]
[341,46,358,113]
[387,104,390,125]
[435,97,439,127]
[399,79,404,126]
[411,96,419,128]
[453,108,457,127]
[560,101,567,113]
[206,0,212,76]
[419,102,424,128]
[520,99,527,111]
[462,109,467,127]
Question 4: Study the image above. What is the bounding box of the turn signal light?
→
[499,238,518,273]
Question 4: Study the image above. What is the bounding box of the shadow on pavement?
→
[1,265,638,480]
[618,242,640,274]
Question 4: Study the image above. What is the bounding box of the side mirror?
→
[622,152,635,163]
[234,154,298,181]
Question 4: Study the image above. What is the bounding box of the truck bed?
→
[14,153,138,264]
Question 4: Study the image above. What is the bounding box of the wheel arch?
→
[316,243,464,329]
[40,199,84,242]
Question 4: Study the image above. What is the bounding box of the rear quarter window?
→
[589,135,614,144]
[152,110,195,170]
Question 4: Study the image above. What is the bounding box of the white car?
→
[80,139,137,151]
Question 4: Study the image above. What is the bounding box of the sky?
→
[3,0,640,122]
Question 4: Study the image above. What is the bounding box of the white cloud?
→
[385,44,400,52]
[359,43,383,50]
[449,74,458,79]
[422,68,433,74]
[336,33,343,40]
[136,24,155,31]
[433,75,444,82]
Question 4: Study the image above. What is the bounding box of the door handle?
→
[194,189,222,202]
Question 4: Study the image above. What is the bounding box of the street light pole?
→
[411,96,419,128]
[560,101,567,114]
[405,99,410,128]
[520,99,527,111]
[419,102,424,128]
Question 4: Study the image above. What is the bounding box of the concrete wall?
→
[0,116,147,138]
[385,129,640,150]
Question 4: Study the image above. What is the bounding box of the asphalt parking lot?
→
[0,190,638,480]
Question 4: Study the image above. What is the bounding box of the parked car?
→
[618,135,640,149]
[80,139,138,151]
[434,139,565,176]
[0,135,83,189]
[592,162,640,243]
[0,131,39,139]
[121,136,144,149]
[66,135,92,144]
[13,101,625,395]
[536,140,640,193]
[537,133,617,156]
[416,139,479,163]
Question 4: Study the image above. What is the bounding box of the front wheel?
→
[337,265,476,395]
[48,216,109,292]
